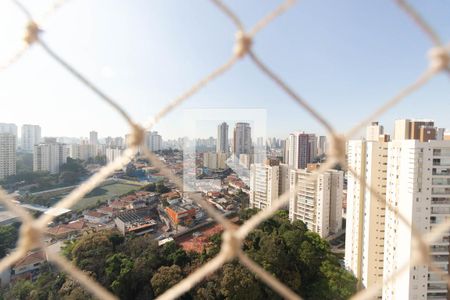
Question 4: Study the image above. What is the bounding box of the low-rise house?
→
[97,206,117,217]
[45,219,87,239]
[84,211,109,224]
[11,251,46,283]
[127,199,146,210]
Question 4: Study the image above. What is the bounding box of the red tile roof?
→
[13,251,46,268]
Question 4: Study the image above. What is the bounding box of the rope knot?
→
[18,223,42,251]
[24,21,40,45]
[221,230,241,261]
[127,123,145,148]
[428,46,449,72]
[233,31,252,58]
[329,134,346,165]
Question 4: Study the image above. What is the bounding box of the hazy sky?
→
[0,0,449,140]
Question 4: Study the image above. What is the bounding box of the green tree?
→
[219,263,264,300]
[150,265,183,297]
[105,253,135,299]
[71,231,114,282]
[5,280,34,300]
[0,224,19,258]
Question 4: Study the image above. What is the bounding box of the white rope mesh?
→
[0,0,449,299]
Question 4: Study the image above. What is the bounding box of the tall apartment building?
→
[286,132,317,169]
[382,139,450,300]
[345,136,389,294]
[317,135,327,156]
[233,122,251,158]
[394,119,435,141]
[249,159,289,209]
[203,152,227,170]
[89,131,98,145]
[33,143,68,174]
[145,131,162,152]
[216,122,229,154]
[0,133,16,179]
[21,125,41,152]
[0,123,17,136]
[289,163,343,238]
[69,143,97,161]
[106,147,124,163]
[0,123,18,150]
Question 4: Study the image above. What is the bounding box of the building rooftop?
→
[13,251,46,269]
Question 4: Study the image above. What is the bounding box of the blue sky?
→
[0,0,449,139]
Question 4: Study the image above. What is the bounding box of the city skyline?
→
[0,1,449,139]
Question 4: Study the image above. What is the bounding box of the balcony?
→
[432,188,450,196]
[430,245,449,254]
[433,158,450,167]
[434,149,450,157]
[431,198,450,206]
[433,168,450,176]
[432,178,450,186]
[433,255,449,263]
[431,207,450,215]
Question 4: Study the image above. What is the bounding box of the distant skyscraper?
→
[317,135,327,156]
[0,133,16,179]
[106,147,124,163]
[216,122,229,154]
[89,131,98,145]
[33,142,68,174]
[287,132,316,169]
[0,123,17,136]
[233,122,251,158]
[69,143,97,161]
[0,123,18,150]
[146,131,162,152]
[289,163,343,238]
[21,124,41,152]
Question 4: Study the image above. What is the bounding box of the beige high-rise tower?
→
[345,123,389,295]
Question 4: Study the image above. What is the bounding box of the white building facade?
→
[289,164,343,238]
[345,138,388,295]
[21,124,41,152]
[33,143,68,174]
[0,133,16,179]
[382,139,450,300]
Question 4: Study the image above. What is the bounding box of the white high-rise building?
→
[345,137,388,294]
[289,163,343,238]
[21,125,41,152]
[382,138,450,300]
[33,143,68,174]
[69,143,97,161]
[249,159,288,209]
[106,147,124,163]
[0,123,17,136]
[233,122,251,158]
[89,131,98,145]
[0,133,16,179]
[366,122,384,142]
[0,123,18,150]
[216,122,229,154]
[145,131,162,152]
